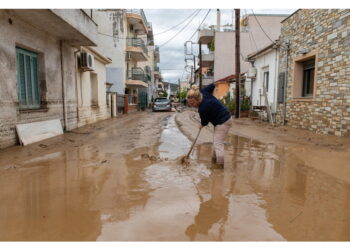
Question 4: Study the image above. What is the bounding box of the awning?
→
[126,80,148,88]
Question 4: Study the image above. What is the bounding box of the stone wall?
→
[277,9,350,136]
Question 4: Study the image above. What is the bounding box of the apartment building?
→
[197,11,288,100]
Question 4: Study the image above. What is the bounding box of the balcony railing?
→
[128,67,148,83]
[127,38,148,54]
[154,66,159,72]
[126,9,148,27]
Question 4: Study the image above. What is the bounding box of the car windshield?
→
[155,98,169,103]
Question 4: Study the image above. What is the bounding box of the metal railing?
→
[127,38,148,54]
[126,9,148,27]
[127,67,148,83]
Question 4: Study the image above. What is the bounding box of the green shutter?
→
[16,48,40,109]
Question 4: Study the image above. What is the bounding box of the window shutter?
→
[16,48,40,109]
[277,72,285,104]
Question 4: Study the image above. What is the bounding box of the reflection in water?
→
[0,114,349,241]
[185,173,229,241]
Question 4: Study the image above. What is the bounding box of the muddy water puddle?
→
[0,114,349,241]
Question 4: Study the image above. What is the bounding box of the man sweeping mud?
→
[186,83,232,168]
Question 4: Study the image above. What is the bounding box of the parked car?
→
[152,97,172,112]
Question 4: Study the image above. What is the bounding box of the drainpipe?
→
[273,45,278,116]
[74,47,81,125]
[282,40,290,126]
[60,40,68,131]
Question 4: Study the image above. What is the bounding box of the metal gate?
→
[117,93,125,113]
[138,92,148,111]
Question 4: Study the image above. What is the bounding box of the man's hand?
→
[199,124,205,129]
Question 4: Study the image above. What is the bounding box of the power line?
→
[154,9,200,36]
[251,9,275,44]
[242,9,258,52]
[187,9,211,41]
[158,9,202,48]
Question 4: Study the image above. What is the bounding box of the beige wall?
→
[0,10,79,149]
[214,15,286,82]
[76,50,110,127]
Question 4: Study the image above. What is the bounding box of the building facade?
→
[197,12,287,98]
[0,9,98,149]
[277,9,350,136]
[247,43,280,115]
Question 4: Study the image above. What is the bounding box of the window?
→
[263,71,269,92]
[302,59,315,97]
[293,51,317,99]
[16,47,40,109]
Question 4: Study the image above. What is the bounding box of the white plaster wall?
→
[250,49,279,112]
[92,10,127,94]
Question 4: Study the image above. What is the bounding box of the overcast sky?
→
[144,9,296,84]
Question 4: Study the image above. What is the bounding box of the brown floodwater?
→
[0,114,349,241]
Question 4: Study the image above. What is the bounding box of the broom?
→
[181,127,202,165]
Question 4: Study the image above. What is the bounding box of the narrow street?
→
[0,110,349,241]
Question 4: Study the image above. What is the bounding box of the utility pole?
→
[234,9,240,118]
[199,42,202,89]
[178,78,181,107]
[193,55,196,85]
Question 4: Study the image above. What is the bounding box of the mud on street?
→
[0,110,350,241]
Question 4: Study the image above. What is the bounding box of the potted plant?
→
[240,97,251,117]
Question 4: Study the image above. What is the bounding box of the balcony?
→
[126,68,148,88]
[198,29,214,44]
[126,38,148,61]
[147,22,154,45]
[126,9,148,35]
[144,66,152,81]
[153,66,160,78]
[10,9,98,46]
[202,76,214,86]
[154,46,160,63]
[201,52,214,67]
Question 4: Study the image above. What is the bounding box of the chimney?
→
[216,9,221,32]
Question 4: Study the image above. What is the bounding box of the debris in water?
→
[141,153,165,162]
[39,144,47,148]
[4,165,18,170]
[149,155,157,161]
[101,160,107,164]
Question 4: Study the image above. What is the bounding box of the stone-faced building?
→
[277,9,350,136]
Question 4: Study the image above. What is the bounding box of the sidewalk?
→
[175,109,350,152]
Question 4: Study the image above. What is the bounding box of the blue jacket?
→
[198,84,232,126]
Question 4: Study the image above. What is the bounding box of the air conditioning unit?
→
[247,67,257,78]
[79,52,94,71]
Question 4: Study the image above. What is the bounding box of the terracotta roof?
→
[217,74,235,82]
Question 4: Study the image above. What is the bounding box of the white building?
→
[197,12,288,99]
[247,43,280,114]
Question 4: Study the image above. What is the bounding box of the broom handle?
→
[186,127,202,158]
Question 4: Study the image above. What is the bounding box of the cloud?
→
[144,9,296,83]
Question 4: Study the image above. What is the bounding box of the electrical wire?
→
[158,9,202,48]
[153,9,200,35]
[187,9,211,42]
[251,9,276,44]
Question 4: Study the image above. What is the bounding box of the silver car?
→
[152,98,172,112]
